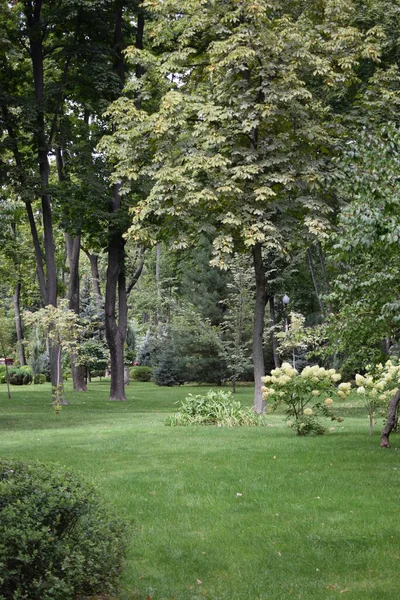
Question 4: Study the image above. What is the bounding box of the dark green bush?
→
[0,460,128,600]
[33,373,46,384]
[6,366,33,385]
[129,366,152,382]
[152,352,183,387]
[90,369,106,378]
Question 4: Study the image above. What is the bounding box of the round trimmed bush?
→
[129,365,152,382]
[0,459,128,600]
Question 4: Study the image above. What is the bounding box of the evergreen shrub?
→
[33,373,46,384]
[153,353,182,386]
[0,459,128,600]
[129,366,152,382]
[5,366,33,385]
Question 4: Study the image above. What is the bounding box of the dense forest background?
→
[1,0,400,411]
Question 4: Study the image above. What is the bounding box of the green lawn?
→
[1,381,400,600]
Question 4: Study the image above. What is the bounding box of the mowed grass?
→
[1,381,400,600]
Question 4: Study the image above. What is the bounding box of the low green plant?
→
[0,459,128,600]
[262,363,350,435]
[5,366,33,386]
[166,389,264,426]
[33,373,46,384]
[129,365,153,382]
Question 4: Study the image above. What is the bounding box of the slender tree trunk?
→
[27,5,66,404]
[84,250,102,310]
[105,195,127,401]
[252,243,268,413]
[155,242,161,325]
[317,242,332,314]
[269,295,280,369]
[380,389,400,448]
[104,5,144,400]
[66,233,87,391]
[307,247,325,316]
[25,202,47,302]
[13,282,26,366]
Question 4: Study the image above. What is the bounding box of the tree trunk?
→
[252,243,268,413]
[84,250,102,310]
[124,365,130,386]
[380,389,400,448]
[269,295,280,369]
[13,282,26,366]
[26,3,66,404]
[317,242,333,314]
[105,211,127,401]
[66,233,87,392]
[104,4,143,401]
[307,247,325,316]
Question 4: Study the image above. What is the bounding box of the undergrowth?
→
[165,389,266,427]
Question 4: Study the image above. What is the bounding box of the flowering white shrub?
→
[354,359,400,435]
[261,363,350,436]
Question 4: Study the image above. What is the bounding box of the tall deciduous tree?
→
[103,0,379,411]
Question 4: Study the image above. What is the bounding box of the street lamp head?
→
[282,294,290,305]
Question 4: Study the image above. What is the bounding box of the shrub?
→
[7,366,33,385]
[262,362,350,436]
[129,365,153,382]
[166,390,265,426]
[90,369,106,378]
[33,373,46,384]
[0,459,128,600]
[153,349,183,387]
[354,359,400,435]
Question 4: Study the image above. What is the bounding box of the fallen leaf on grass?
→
[340,589,349,594]
[197,579,203,585]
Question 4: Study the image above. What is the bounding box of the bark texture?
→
[105,216,127,401]
[269,295,280,369]
[66,233,87,392]
[252,243,268,413]
[13,282,26,366]
[380,389,400,448]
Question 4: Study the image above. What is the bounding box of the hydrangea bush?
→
[261,363,350,435]
[355,359,400,435]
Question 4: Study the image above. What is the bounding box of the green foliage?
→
[152,349,183,387]
[0,459,127,600]
[129,365,153,382]
[6,366,33,386]
[262,363,349,435]
[354,359,400,434]
[166,390,264,427]
[78,339,109,377]
[326,123,400,374]
[218,256,254,387]
[33,373,46,385]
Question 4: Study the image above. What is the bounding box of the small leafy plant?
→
[262,363,350,435]
[165,389,264,427]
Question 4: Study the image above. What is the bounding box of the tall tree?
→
[103,0,378,411]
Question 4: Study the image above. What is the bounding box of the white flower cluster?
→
[300,365,341,383]
[261,363,351,404]
[261,362,298,400]
[355,360,400,402]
